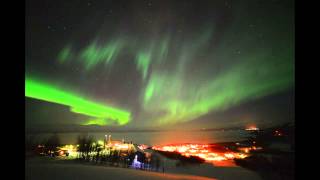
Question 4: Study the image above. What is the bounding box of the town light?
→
[152,143,248,163]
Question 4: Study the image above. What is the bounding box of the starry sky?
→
[26,0,294,131]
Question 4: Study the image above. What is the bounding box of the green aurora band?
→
[136,51,152,81]
[57,45,73,64]
[25,78,131,126]
[55,31,294,126]
[79,40,123,70]
[143,56,294,125]
[53,4,294,127]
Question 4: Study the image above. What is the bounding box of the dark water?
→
[27,130,251,146]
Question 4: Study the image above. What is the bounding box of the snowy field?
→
[26,157,261,180]
[26,157,215,180]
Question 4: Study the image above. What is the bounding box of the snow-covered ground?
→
[26,156,261,180]
[154,151,262,180]
[26,157,215,180]
[165,163,262,180]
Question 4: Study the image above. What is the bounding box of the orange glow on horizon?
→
[152,144,248,167]
[245,124,259,131]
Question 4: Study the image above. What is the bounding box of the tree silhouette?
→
[77,134,95,161]
[45,133,60,156]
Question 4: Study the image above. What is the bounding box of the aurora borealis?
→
[25,78,130,125]
[26,0,294,130]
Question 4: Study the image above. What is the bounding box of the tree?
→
[93,142,103,163]
[45,134,60,156]
[77,134,95,161]
[150,153,160,171]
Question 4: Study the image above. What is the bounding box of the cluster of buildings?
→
[47,134,152,169]
[103,135,155,169]
[103,134,136,153]
[152,143,248,164]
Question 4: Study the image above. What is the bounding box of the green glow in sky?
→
[136,51,152,80]
[142,50,294,126]
[135,21,294,126]
[57,40,124,71]
[57,37,172,82]
[50,4,294,127]
[53,26,294,127]
[25,78,131,125]
[80,40,123,70]
[57,45,73,64]
[83,118,108,126]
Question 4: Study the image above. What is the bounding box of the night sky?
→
[26,0,294,131]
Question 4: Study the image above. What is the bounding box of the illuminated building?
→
[245,125,260,131]
[152,143,248,165]
[56,144,78,157]
[102,134,135,156]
